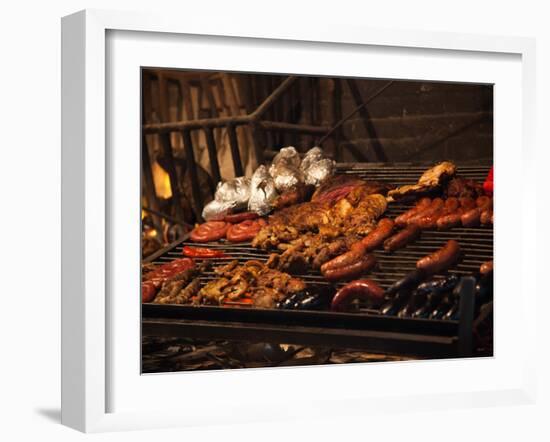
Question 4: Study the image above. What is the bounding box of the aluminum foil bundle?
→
[248,165,278,216]
[300,146,324,171]
[271,146,301,169]
[269,146,304,192]
[202,176,251,221]
[300,146,335,186]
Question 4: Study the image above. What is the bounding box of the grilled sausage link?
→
[322,254,377,282]
[436,209,463,230]
[408,198,445,226]
[384,225,421,252]
[330,279,386,311]
[395,198,431,227]
[361,218,395,251]
[480,260,493,275]
[320,241,367,273]
[459,197,477,211]
[461,196,493,227]
[480,209,493,225]
[416,240,461,274]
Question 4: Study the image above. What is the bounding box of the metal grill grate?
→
[142,163,492,357]
[146,163,492,312]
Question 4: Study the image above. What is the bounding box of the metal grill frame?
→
[142,162,492,358]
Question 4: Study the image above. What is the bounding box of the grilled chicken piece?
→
[253,191,387,250]
[387,162,457,201]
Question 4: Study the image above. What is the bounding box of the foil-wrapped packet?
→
[270,164,304,192]
[248,165,278,216]
[303,158,335,186]
[202,176,251,221]
[300,146,324,171]
[271,146,301,169]
[300,146,335,186]
[269,146,304,192]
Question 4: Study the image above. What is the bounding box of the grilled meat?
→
[445,177,484,199]
[311,175,389,202]
[266,233,348,272]
[195,260,306,308]
[272,184,315,210]
[153,262,208,304]
[252,189,387,249]
[387,162,457,201]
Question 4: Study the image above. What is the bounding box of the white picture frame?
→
[61,9,537,433]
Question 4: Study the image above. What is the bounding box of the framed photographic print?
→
[61,9,537,433]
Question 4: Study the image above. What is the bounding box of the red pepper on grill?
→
[182,246,226,258]
[483,166,493,196]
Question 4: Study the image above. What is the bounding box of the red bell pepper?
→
[182,245,226,258]
[483,166,493,196]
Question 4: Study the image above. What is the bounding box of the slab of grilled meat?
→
[252,186,387,250]
[311,175,389,203]
[266,233,359,273]
[387,161,457,201]
[195,260,306,308]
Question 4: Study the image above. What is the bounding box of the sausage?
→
[476,196,492,208]
[460,207,482,227]
[395,197,431,227]
[226,219,266,242]
[331,279,385,311]
[459,197,476,211]
[322,254,377,282]
[436,209,463,230]
[480,260,493,275]
[443,197,460,213]
[416,240,461,274]
[320,241,367,273]
[383,225,421,252]
[461,197,491,227]
[142,281,158,303]
[414,214,440,230]
[414,198,457,230]
[407,198,445,225]
[223,211,259,223]
[360,218,395,251]
[480,209,493,225]
[190,221,230,243]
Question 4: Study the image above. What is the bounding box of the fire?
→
[152,161,172,199]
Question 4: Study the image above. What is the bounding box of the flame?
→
[152,161,172,199]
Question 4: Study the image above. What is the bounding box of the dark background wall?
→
[324,78,493,163]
